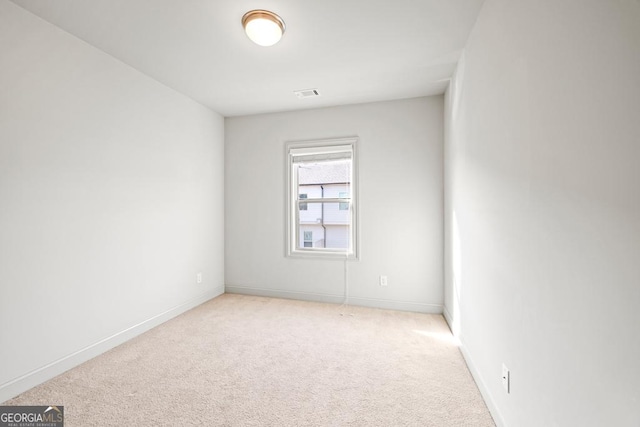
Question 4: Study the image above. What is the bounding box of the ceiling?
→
[10,0,485,117]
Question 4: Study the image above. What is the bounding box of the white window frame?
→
[286,137,359,259]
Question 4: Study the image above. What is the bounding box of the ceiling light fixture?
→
[242,10,286,47]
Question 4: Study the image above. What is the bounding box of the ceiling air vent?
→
[294,88,320,99]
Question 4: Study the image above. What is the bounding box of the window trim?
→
[285,137,359,259]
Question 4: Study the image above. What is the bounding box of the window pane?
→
[299,193,308,210]
[298,202,350,251]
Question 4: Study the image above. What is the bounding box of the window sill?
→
[288,249,357,260]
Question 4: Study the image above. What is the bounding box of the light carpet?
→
[5,294,495,426]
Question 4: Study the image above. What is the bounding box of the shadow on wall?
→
[451,210,462,337]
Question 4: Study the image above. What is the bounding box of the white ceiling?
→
[10,0,485,117]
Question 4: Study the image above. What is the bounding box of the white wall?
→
[444,0,640,425]
[0,1,224,402]
[226,97,443,313]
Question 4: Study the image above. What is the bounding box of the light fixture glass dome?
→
[242,10,285,47]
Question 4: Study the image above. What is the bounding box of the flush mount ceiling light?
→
[242,10,286,47]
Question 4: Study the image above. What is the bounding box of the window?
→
[286,137,358,258]
[303,231,313,247]
[339,192,349,210]
[299,193,308,210]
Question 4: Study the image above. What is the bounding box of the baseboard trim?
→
[458,338,506,427]
[443,305,454,330]
[225,285,443,314]
[0,285,224,403]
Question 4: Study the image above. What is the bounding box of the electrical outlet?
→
[196,272,202,284]
[379,275,388,286]
[502,363,510,393]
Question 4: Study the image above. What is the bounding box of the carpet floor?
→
[5,293,495,426]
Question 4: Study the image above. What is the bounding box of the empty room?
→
[1,0,639,426]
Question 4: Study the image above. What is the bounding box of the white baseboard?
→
[443,305,454,329]
[0,286,224,403]
[458,338,506,427]
[225,285,443,314]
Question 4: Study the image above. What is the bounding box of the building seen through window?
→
[296,159,351,250]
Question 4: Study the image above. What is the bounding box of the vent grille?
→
[294,88,320,99]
